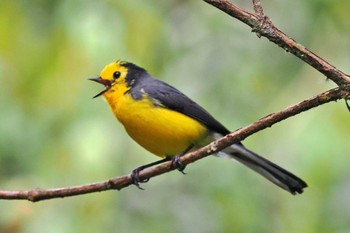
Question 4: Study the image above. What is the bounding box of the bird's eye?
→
[113,71,121,80]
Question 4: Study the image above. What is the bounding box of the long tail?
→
[218,143,307,195]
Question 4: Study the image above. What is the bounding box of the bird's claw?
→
[130,168,150,190]
[171,155,187,175]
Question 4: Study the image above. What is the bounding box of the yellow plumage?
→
[103,79,207,157]
[116,94,206,157]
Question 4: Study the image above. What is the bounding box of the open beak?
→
[88,77,112,98]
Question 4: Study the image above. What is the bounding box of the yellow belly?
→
[110,93,207,157]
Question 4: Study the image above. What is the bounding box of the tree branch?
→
[0,87,345,202]
[203,0,350,87]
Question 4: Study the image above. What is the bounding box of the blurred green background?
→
[1,0,350,232]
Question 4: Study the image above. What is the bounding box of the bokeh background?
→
[1,0,350,232]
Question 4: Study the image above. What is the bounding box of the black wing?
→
[130,75,230,135]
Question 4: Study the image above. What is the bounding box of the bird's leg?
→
[130,145,194,189]
[131,157,171,190]
[170,144,194,174]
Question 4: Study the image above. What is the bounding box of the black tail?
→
[218,143,307,195]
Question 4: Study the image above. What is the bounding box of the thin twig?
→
[203,0,350,86]
[252,0,264,18]
[0,88,344,202]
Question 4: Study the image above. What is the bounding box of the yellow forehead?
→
[100,61,128,80]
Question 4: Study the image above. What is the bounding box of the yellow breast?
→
[105,91,207,157]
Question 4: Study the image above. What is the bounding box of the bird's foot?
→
[130,166,150,190]
[171,155,186,175]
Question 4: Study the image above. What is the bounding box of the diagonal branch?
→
[0,87,345,202]
[203,0,350,87]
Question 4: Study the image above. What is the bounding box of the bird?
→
[89,60,307,194]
